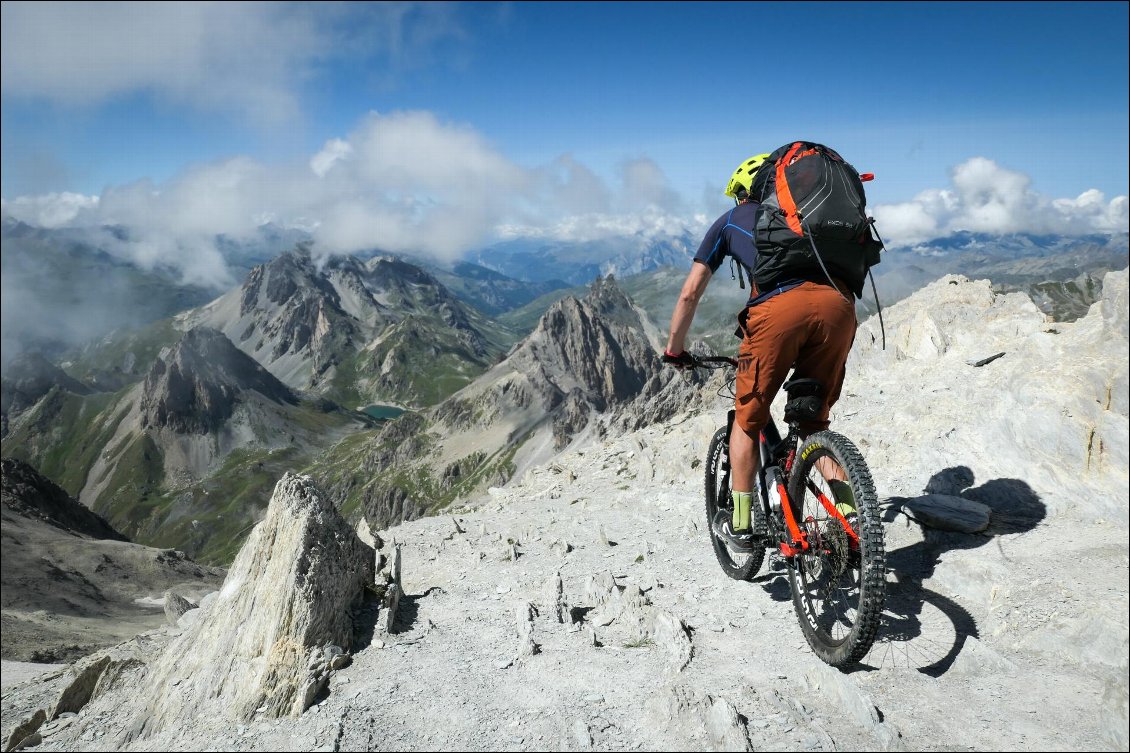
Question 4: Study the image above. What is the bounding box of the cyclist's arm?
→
[665,260,712,355]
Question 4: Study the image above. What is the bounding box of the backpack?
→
[749,142,884,299]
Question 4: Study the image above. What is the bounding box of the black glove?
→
[661,349,695,369]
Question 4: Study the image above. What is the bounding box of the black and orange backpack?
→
[749,141,884,299]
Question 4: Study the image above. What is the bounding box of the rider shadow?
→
[858,466,1046,676]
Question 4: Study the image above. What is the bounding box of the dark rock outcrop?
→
[1,458,126,541]
[140,327,297,434]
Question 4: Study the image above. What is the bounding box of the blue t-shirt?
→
[692,202,803,307]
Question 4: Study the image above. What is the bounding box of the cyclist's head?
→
[724,154,771,202]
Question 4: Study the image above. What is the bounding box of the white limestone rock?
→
[129,473,374,738]
[891,493,992,533]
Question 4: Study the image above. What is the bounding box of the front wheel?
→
[704,426,765,581]
[785,431,886,667]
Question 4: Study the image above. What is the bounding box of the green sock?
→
[731,491,752,532]
[828,480,856,516]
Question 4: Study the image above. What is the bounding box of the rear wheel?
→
[704,426,765,580]
[785,431,885,666]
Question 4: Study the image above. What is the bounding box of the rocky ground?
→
[1,273,1127,751]
[2,412,1126,751]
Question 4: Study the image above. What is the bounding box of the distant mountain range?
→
[0,220,219,366]
[467,230,700,286]
[5,215,1125,371]
[1,324,368,563]
[182,246,515,408]
[310,274,684,531]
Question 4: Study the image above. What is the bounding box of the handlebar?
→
[663,351,737,369]
[689,355,737,369]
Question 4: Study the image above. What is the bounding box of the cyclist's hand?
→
[661,349,695,370]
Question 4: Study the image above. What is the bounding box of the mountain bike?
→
[688,354,886,667]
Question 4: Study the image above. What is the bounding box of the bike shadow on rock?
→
[859,465,1046,676]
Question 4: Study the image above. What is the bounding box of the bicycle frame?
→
[690,351,883,667]
[727,408,860,558]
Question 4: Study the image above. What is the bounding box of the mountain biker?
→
[662,154,858,551]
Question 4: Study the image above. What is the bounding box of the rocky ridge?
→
[1,458,124,541]
[0,353,91,438]
[139,327,298,435]
[185,247,507,406]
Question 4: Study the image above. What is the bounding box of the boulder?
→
[130,473,374,738]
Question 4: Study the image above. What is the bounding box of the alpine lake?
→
[361,404,408,422]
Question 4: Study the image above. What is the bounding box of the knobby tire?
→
[704,426,765,581]
[785,430,885,666]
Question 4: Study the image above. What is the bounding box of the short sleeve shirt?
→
[693,202,759,274]
[692,202,803,307]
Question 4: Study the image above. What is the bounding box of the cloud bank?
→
[873,157,1129,247]
[0,111,692,287]
[2,123,1126,291]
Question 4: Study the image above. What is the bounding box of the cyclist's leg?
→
[733,295,808,528]
[790,281,857,436]
[790,281,858,501]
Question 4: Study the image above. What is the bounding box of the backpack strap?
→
[775,143,806,236]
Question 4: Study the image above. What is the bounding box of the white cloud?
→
[310,139,353,178]
[2,3,316,123]
[616,158,684,214]
[0,110,693,283]
[874,157,1128,246]
[497,210,706,245]
[0,192,99,228]
[5,130,1125,289]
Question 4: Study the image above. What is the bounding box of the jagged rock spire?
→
[131,473,374,736]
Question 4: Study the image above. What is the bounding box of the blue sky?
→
[1,1,1127,272]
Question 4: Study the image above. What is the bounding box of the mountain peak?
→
[140,327,296,434]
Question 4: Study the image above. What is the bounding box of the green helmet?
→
[724,154,771,200]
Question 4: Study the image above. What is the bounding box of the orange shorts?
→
[734,281,857,436]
